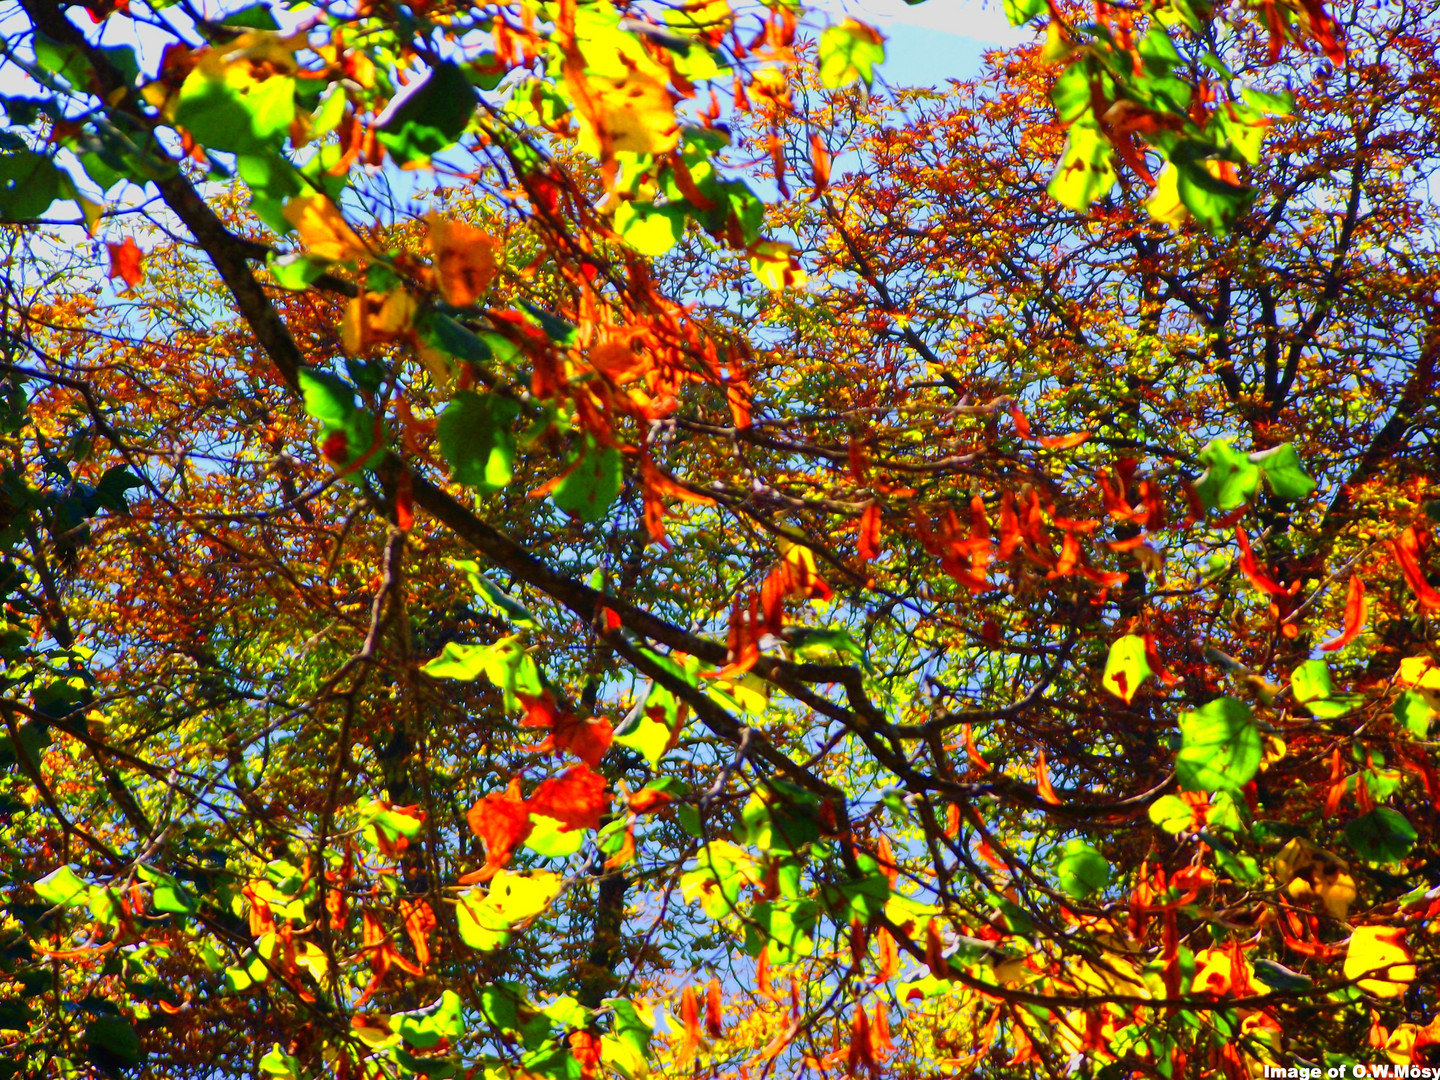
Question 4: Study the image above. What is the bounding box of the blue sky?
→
[819,0,1036,85]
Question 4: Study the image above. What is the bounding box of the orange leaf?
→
[569,1030,602,1080]
[809,132,831,193]
[1035,748,1061,805]
[529,763,608,832]
[874,926,899,983]
[875,834,898,888]
[106,237,144,288]
[847,1003,874,1072]
[680,984,701,1057]
[963,723,989,773]
[284,194,365,261]
[1320,575,1367,652]
[873,1002,895,1059]
[399,899,435,970]
[427,214,499,308]
[1036,431,1091,449]
[1010,406,1031,438]
[627,788,671,814]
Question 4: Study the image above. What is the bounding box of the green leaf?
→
[1292,660,1359,718]
[1193,437,1260,511]
[438,391,518,492]
[1171,144,1252,233]
[424,312,495,364]
[1048,121,1116,212]
[298,368,358,429]
[457,871,562,950]
[34,33,94,89]
[1147,794,1195,835]
[451,561,537,629]
[85,1015,144,1069]
[174,64,295,155]
[1292,659,1332,704]
[524,814,586,858]
[1177,697,1260,793]
[1056,839,1110,899]
[1102,634,1151,703]
[223,4,281,29]
[422,641,491,681]
[614,715,673,768]
[818,20,885,89]
[267,252,330,291]
[257,1044,299,1080]
[553,440,623,523]
[1394,691,1434,739]
[1345,808,1417,865]
[34,866,88,907]
[477,983,552,1049]
[614,200,685,256]
[0,152,63,221]
[1251,959,1312,992]
[1003,0,1046,24]
[139,867,198,915]
[392,991,466,1049]
[786,627,871,671]
[1250,443,1316,501]
[744,898,817,962]
[376,60,478,163]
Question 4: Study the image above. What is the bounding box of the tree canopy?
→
[1,0,1439,1077]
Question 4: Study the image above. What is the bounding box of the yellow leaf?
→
[749,242,807,292]
[282,195,365,262]
[1344,926,1415,997]
[1386,1024,1419,1065]
[572,70,680,157]
[1145,165,1188,230]
[1398,656,1440,690]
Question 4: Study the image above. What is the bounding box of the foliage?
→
[1,0,1439,1077]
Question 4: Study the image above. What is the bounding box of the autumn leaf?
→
[1390,528,1440,611]
[281,194,365,261]
[427,214,499,308]
[466,780,533,879]
[1320,575,1367,652]
[1344,926,1416,998]
[528,764,608,833]
[104,237,145,289]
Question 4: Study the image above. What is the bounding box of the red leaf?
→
[1236,526,1287,596]
[1320,574,1367,651]
[704,977,723,1037]
[466,779,532,878]
[1390,528,1440,611]
[529,763,608,832]
[535,712,614,769]
[857,503,882,562]
[106,237,144,288]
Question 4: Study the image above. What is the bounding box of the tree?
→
[1,0,1437,1076]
